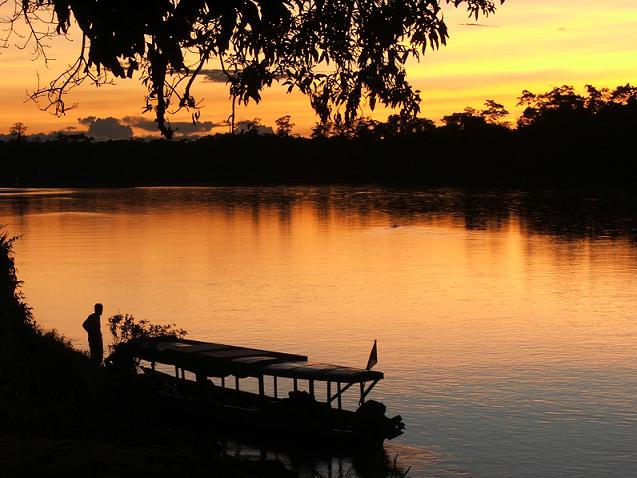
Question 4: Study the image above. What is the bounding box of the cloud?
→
[199,68,286,83]
[122,116,223,135]
[199,69,234,83]
[76,115,224,138]
[77,116,133,140]
[458,23,500,28]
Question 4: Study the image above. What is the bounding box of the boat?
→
[109,337,404,449]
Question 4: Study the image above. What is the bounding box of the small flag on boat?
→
[366,339,378,370]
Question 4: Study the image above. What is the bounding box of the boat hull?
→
[140,369,402,450]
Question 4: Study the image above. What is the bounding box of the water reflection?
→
[3,187,637,241]
[221,439,432,478]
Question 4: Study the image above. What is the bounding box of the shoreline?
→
[1,133,636,190]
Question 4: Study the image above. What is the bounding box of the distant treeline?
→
[2,84,637,188]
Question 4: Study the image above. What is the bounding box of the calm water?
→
[2,187,636,477]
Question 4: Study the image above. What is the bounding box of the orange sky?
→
[1,0,636,136]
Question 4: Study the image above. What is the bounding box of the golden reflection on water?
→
[2,187,636,477]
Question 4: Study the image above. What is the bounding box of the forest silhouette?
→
[1,83,636,189]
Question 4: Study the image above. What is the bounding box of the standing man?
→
[82,303,104,365]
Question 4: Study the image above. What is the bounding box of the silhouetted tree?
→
[517,83,637,131]
[54,131,90,143]
[442,107,487,130]
[350,117,379,139]
[443,100,510,131]
[7,0,503,138]
[9,122,27,140]
[275,115,295,137]
[609,84,637,106]
[235,117,274,135]
[309,115,378,139]
[517,85,588,128]
[380,114,436,137]
[481,99,509,126]
[311,122,334,139]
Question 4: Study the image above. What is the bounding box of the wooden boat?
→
[111,337,404,449]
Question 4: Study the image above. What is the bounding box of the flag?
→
[366,339,378,370]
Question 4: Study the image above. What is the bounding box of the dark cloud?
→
[77,116,133,140]
[78,116,97,125]
[199,68,286,83]
[458,23,499,28]
[122,116,223,135]
[199,69,235,83]
[76,115,223,138]
[235,120,274,136]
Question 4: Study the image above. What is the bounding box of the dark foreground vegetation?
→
[0,231,296,477]
[2,84,637,189]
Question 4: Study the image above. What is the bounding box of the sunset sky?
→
[0,0,636,137]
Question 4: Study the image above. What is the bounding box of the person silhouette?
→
[82,303,104,365]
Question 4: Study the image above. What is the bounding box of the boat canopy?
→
[131,337,384,383]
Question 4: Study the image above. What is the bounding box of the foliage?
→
[481,99,509,126]
[275,115,295,137]
[5,0,503,138]
[106,314,187,372]
[9,122,28,139]
[311,113,436,139]
[311,115,380,138]
[517,83,637,128]
[237,117,266,135]
[108,313,187,346]
[442,99,508,130]
[442,107,485,129]
[0,229,36,333]
[380,113,436,137]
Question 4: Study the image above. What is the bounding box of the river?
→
[1,186,636,477]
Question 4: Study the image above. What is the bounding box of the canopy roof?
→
[131,337,384,383]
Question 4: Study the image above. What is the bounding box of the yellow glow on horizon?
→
[0,0,636,135]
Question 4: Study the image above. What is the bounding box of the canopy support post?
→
[328,382,355,408]
[360,379,379,404]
